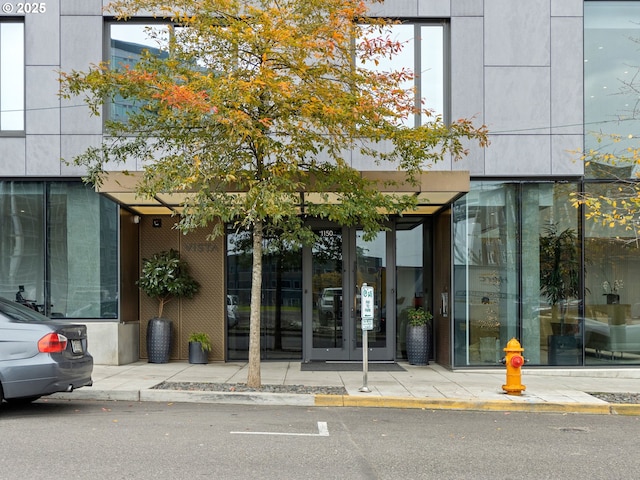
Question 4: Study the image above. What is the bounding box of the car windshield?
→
[0,298,48,323]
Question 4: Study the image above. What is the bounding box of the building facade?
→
[1,0,639,367]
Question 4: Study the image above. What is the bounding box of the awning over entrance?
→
[97,170,470,216]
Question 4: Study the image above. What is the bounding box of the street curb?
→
[609,404,640,416]
[140,389,316,406]
[51,389,140,402]
[51,390,640,416]
[315,395,615,415]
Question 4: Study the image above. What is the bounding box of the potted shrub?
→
[188,332,212,364]
[540,224,580,365]
[137,249,200,363]
[405,307,433,365]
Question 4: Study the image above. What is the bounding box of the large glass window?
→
[583,2,640,364]
[0,21,24,131]
[226,229,302,360]
[110,20,446,127]
[584,2,640,179]
[453,181,580,367]
[0,181,118,319]
[525,183,581,366]
[395,219,428,360]
[358,23,445,126]
[584,183,640,365]
[109,23,171,122]
[453,182,518,366]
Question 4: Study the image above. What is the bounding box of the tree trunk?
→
[247,220,263,388]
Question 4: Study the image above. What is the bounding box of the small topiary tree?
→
[137,249,200,318]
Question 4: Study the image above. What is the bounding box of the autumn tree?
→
[571,134,640,246]
[60,0,488,387]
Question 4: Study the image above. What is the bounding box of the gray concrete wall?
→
[0,0,586,178]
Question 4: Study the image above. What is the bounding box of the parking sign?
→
[361,284,374,331]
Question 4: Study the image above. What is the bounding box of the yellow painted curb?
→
[315,394,345,407]
[314,394,612,415]
[610,404,640,416]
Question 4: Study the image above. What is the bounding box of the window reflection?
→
[226,229,302,360]
[312,229,343,349]
[584,2,640,179]
[0,182,44,308]
[109,23,171,122]
[358,23,445,126]
[0,22,24,131]
[529,184,581,366]
[356,230,387,348]
[453,182,583,367]
[584,183,640,365]
[0,181,118,319]
[420,25,444,122]
[453,182,518,366]
[395,220,426,360]
[49,183,118,319]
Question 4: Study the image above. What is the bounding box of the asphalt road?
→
[1,399,639,479]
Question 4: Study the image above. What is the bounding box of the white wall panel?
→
[0,138,26,175]
[452,0,484,17]
[60,16,103,135]
[25,1,60,65]
[485,66,551,135]
[551,0,582,17]
[552,135,584,176]
[551,17,583,135]
[61,0,102,15]
[485,0,550,67]
[485,135,551,175]
[418,0,451,17]
[60,134,103,175]
[366,0,418,17]
[451,16,485,175]
[26,67,60,135]
[26,135,61,175]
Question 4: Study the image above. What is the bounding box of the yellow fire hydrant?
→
[501,338,526,396]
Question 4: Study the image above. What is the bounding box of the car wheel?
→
[5,396,42,405]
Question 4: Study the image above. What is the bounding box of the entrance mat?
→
[301,362,406,372]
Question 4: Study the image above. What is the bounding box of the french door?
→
[304,225,394,361]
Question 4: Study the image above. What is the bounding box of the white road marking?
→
[231,421,329,437]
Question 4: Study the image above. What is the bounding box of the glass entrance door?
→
[305,226,392,361]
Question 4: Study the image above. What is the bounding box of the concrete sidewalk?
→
[52,361,640,415]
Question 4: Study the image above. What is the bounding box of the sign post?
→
[360,283,374,393]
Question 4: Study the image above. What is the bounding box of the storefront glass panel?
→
[311,228,343,349]
[584,183,640,365]
[0,181,118,319]
[453,182,518,366]
[524,183,581,366]
[395,219,426,360]
[226,230,303,360]
[453,182,581,367]
[49,183,119,318]
[0,182,44,306]
[307,226,392,361]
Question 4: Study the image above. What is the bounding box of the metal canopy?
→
[97,170,470,216]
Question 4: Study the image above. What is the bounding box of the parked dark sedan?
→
[0,296,93,403]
